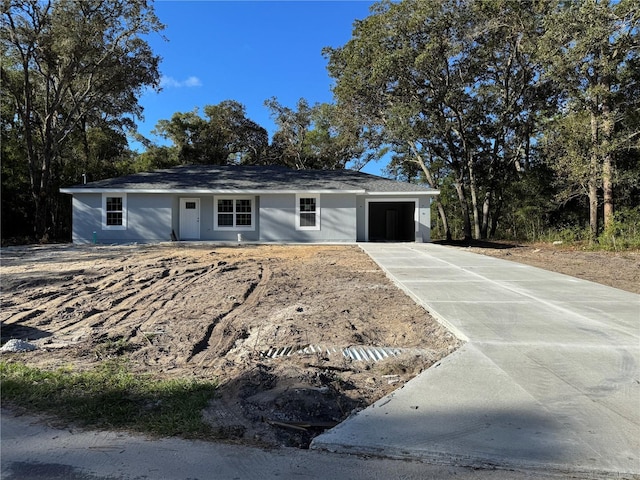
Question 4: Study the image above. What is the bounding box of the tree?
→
[464,0,553,239]
[61,124,133,183]
[1,0,163,240]
[541,110,594,217]
[303,102,365,170]
[539,0,640,237]
[128,145,180,174]
[265,97,361,170]
[324,0,469,238]
[152,101,268,165]
[1,81,32,241]
[325,0,548,240]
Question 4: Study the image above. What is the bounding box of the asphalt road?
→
[1,409,566,480]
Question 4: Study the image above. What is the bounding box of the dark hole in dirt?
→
[210,362,364,448]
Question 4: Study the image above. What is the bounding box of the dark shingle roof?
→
[62,165,438,194]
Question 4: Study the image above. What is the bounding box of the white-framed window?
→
[102,193,127,230]
[296,194,320,230]
[214,196,255,230]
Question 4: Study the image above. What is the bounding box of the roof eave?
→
[364,190,440,196]
[60,188,368,195]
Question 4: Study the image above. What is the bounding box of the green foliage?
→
[326,0,550,240]
[93,336,138,360]
[1,0,164,240]
[3,0,639,244]
[597,208,640,250]
[538,225,595,245]
[152,101,268,166]
[326,0,639,242]
[494,164,557,241]
[489,209,640,252]
[1,94,33,242]
[538,0,640,234]
[0,360,219,438]
[125,146,181,174]
[541,111,592,204]
[265,97,362,170]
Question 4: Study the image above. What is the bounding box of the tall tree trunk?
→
[408,141,451,240]
[601,95,614,230]
[483,138,501,240]
[34,150,54,241]
[15,57,42,240]
[490,193,502,238]
[467,153,481,240]
[588,177,599,240]
[589,111,600,240]
[602,154,613,229]
[82,116,91,176]
[481,187,492,240]
[454,172,472,241]
[434,199,451,241]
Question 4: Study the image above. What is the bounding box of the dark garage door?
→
[368,202,415,242]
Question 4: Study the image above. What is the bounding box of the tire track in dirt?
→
[149,261,257,353]
[75,257,264,365]
[1,255,231,353]
[85,261,221,344]
[2,266,128,333]
[188,264,270,365]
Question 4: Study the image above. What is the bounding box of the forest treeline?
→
[2,0,639,246]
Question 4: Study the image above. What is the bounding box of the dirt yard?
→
[0,244,460,447]
[1,242,637,448]
[455,241,640,295]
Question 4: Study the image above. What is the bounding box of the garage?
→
[367,201,416,242]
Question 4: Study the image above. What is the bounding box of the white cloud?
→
[160,75,202,88]
[182,76,202,87]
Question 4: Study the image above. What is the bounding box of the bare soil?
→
[448,241,640,295]
[0,244,459,448]
[2,242,637,448]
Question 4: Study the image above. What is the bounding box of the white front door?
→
[180,198,200,240]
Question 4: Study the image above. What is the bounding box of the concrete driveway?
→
[312,243,640,478]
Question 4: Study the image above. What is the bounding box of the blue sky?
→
[137,1,380,173]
